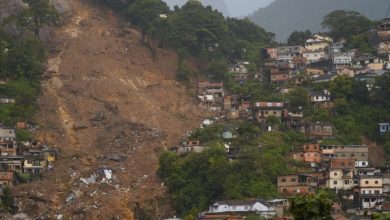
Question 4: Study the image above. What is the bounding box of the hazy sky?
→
[163,0,274,17]
[224,0,274,17]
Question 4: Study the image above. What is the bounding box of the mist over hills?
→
[249,0,390,42]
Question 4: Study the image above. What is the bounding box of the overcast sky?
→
[163,0,275,17]
[224,0,274,17]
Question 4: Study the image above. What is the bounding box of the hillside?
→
[249,0,390,42]
[11,0,206,219]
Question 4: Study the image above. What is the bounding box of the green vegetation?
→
[287,30,312,46]
[0,0,56,126]
[17,0,59,37]
[290,191,333,220]
[322,10,373,42]
[158,124,307,216]
[1,187,15,213]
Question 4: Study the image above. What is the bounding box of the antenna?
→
[386,3,390,19]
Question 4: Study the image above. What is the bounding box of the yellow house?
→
[305,34,333,52]
[23,156,47,174]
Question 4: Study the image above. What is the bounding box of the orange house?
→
[303,144,321,163]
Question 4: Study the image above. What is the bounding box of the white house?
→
[333,54,352,65]
[355,161,369,168]
[302,50,327,63]
[0,128,16,142]
[309,90,331,103]
[209,200,272,213]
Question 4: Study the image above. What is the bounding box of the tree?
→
[372,73,390,107]
[165,0,228,56]
[287,30,312,46]
[321,10,373,42]
[286,87,311,113]
[127,0,169,41]
[1,187,15,213]
[329,75,353,99]
[290,191,333,220]
[17,0,59,37]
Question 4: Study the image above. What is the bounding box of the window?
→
[375,190,380,194]
[375,180,379,184]
[345,180,349,184]
[365,181,369,184]
[281,178,286,182]
[291,178,297,182]
[351,153,355,157]
[341,162,345,167]
[333,181,337,185]
[362,162,366,166]
[361,153,366,157]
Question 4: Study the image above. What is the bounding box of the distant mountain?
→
[249,0,390,42]
[163,0,230,16]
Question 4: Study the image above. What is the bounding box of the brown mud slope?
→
[13,1,205,219]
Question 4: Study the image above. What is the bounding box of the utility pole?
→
[386,3,390,19]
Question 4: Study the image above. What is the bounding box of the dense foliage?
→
[158,124,307,216]
[321,10,373,42]
[287,30,312,46]
[290,191,333,220]
[0,1,54,125]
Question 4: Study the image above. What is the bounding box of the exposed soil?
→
[12,1,206,219]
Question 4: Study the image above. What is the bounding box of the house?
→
[173,140,208,156]
[0,127,16,142]
[305,34,333,52]
[208,199,275,218]
[369,19,390,56]
[302,50,327,63]
[355,167,381,177]
[305,122,333,137]
[329,41,344,55]
[330,158,356,170]
[312,73,338,83]
[309,90,331,103]
[23,153,47,174]
[197,81,224,103]
[353,54,384,68]
[0,141,17,156]
[253,102,287,123]
[271,73,290,84]
[379,123,390,133]
[0,98,15,104]
[267,199,290,218]
[0,155,23,172]
[321,145,369,161]
[327,169,354,190]
[333,54,352,66]
[277,174,317,196]
[306,67,325,77]
[303,144,321,164]
[0,171,13,187]
[276,46,306,61]
[266,48,278,59]
[358,175,384,209]
[337,67,356,77]
[355,161,369,168]
[354,70,386,91]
